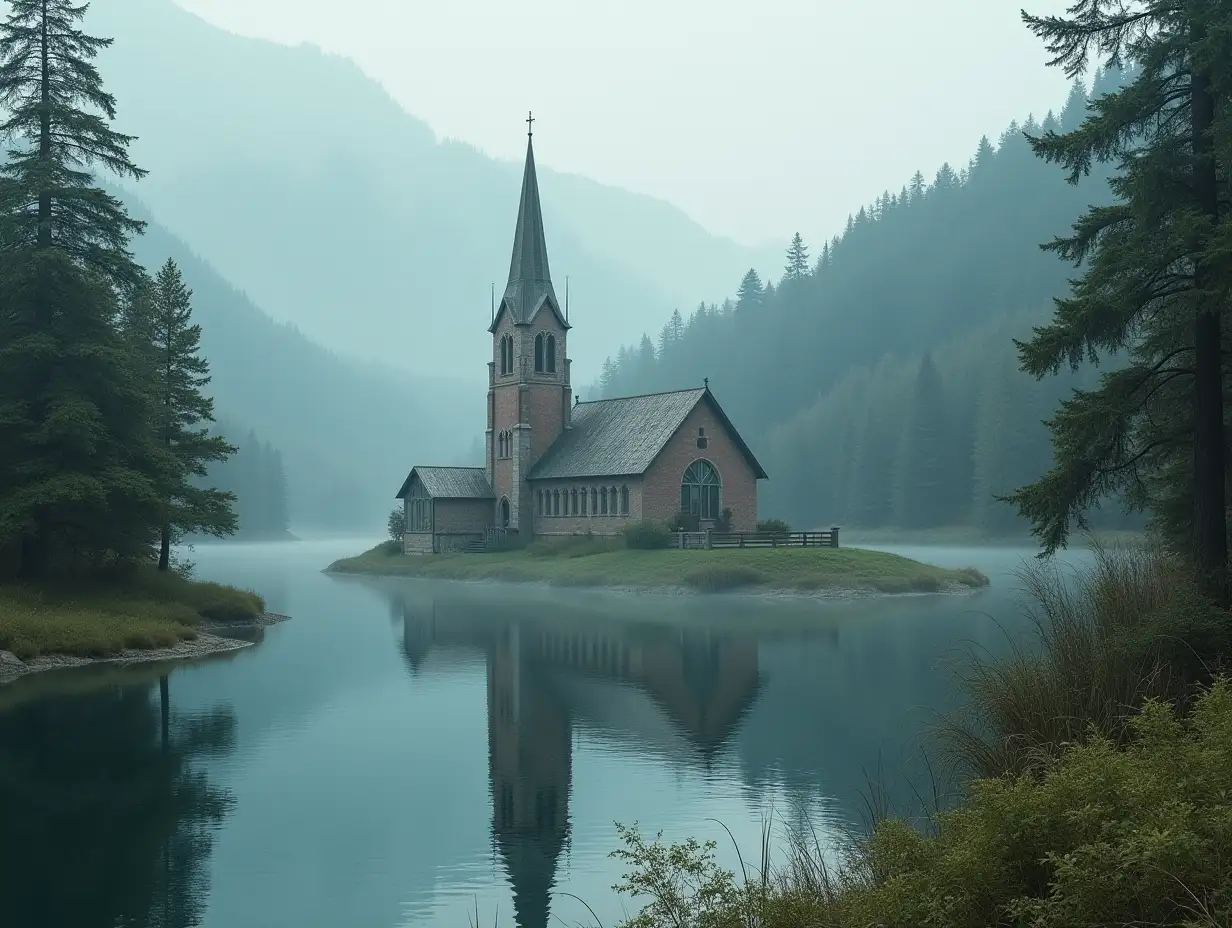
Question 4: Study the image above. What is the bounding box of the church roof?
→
[394,466,494,500]
[489,132,568,332]
[527,386,768,481]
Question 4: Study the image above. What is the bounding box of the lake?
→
[0,539,1091,928]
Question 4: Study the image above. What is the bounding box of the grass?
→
[328,537,990,595]
[0,565,265,661]
[582,541,1232,928]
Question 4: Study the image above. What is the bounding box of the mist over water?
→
[0,541,1091,928]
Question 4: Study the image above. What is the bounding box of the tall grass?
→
[943,541,1229,778]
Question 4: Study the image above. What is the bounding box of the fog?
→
[43,0,1112,537]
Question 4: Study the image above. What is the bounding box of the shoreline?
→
[324,566,985,601]
[0,612,291,687]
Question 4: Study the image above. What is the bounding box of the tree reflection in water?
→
[0,672,236,928]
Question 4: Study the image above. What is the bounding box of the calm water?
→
[0,540,1092,928]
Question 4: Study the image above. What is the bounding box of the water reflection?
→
[394,587,767,928]
[0,669,237,928]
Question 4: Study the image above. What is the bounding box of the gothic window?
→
[620,485,629,515]
[537,489,544,516]
[552,489,560,516]
[535,333,545,372]
[600,486,608,514]
[581,488,588,515]
[680,459,721,520]
[498,432,504,458]
[546,334,557,373]
[591,487,598,513]
[571,488,578,514]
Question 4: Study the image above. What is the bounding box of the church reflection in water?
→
[393,589,763,928]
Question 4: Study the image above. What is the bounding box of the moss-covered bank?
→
[326,538,989,595]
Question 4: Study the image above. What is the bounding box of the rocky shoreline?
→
[0,612,291,686]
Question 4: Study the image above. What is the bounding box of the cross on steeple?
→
[526,110,534,137]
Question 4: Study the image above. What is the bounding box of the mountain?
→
[594,73,1144,536]
[122,192,481,532]
[86,0,776,383]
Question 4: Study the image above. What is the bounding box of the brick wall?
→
[641,399,760,531]
[529,478,643,535]
[434,498,493,534]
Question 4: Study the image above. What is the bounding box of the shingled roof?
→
[489,132,568,333]
[395,466,494,500]
[528,387,768,481]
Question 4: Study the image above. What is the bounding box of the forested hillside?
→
[200,426,291,540]
[85,0,776,380]
[595,74,1142,535]
[122,194,481,533]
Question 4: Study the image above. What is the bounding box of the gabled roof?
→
[489,133,569,333]
[527,386,769,481]
[395,466,494,500]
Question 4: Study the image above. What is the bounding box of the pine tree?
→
[900,354,949,528]
[784,233,809,280]
[1008,1,1231,601]
[0,0,157,575]
[139,259,236,567]
[735,268,763,312]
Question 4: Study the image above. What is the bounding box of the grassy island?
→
[327,536,989,595]
[0,568,265,661]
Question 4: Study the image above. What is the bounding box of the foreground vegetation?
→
[0,568,264,661]
[604,543,1232,928]
[329,536,989,595]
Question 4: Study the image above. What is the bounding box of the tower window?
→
[546,334,557,373]
[535,333,545,373]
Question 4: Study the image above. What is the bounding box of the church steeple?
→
[491,112,567,332]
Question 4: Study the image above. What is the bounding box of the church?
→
[396,118,767,554]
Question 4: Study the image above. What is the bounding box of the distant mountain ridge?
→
[86,0,777,382]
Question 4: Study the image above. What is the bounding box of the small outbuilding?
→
[395,466,494,554]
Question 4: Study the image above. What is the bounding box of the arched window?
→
[504,336,513,375]
[621,485,629,515]
[581,487,588,515]
[537,489,544,515]
[600,486,608,515]
[571,488,578,514]
[552,489,560,515]
[546,334,557,373]
[535,333,545,372]
[591,487,598,513]
[681,460,721,520]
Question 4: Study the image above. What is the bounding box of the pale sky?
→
[176,0,1075,251]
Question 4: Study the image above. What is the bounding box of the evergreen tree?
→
[735,268,764,312]
[784,232,809,280]
[1008,1,1231,600]
[900,354,949,528]
[141,259,236,568]
[0,0,156,575]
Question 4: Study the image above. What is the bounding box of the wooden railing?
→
[676,528,839,549]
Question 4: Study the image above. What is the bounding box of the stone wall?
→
[641,400,759,531]
[403,532,434,555]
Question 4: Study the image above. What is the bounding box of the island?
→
[327,537,989,596]
[0,568,288,686]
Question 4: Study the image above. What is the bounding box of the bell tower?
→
[486,113,573,536]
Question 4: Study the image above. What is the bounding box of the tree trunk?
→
[158,524,170,571]
[1190,61,1228,605]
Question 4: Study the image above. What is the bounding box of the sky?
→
[176,0,1075,251]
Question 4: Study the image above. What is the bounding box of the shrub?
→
[612,680,1232,928]
[667,510,700,533]
[757,518,791,534]
[377,538,401,556]
[387,507,406,542]
[623,520,671,550]
[715,508,733,532]
[944,541,1231,779]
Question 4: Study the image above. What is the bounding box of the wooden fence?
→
[676,528,839,550]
